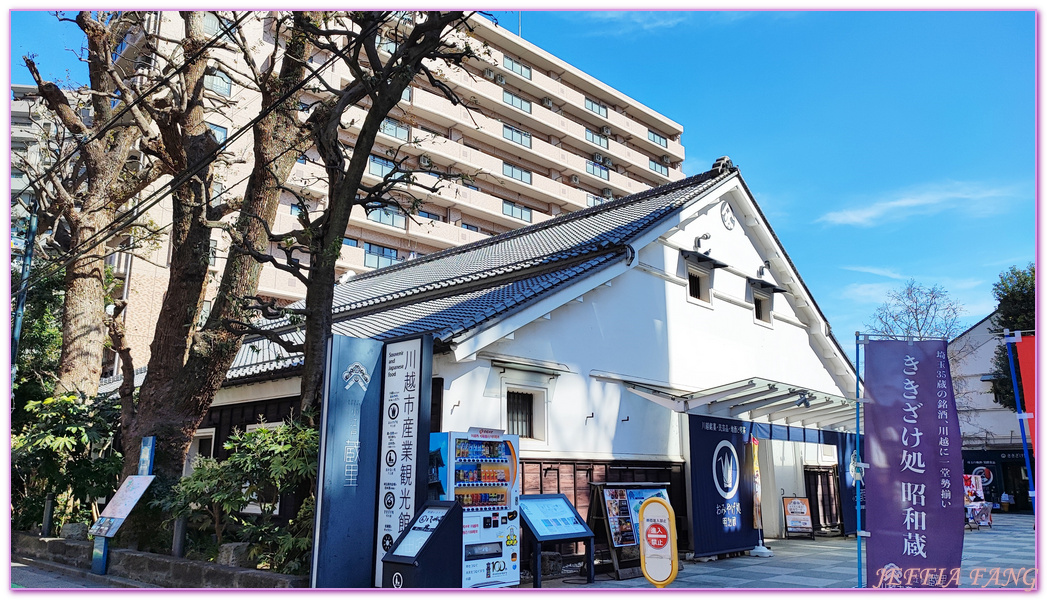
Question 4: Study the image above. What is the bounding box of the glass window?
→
[198,300,211,326]
[502,162,532,185]
[342,237,358,247]
[297,154,307,164]
[206,122,228,143]
[367,205,406,229]
[202,13,235,42]
[377,35,399,54]
[369,155,402,179]
[461,222,479,232]
[585,128,608,149]
[586,160,609,180]
[586,193,605,207]
[648,130,668,147]
[210,182,225,206]
[502,124,531,148]
[380,117,409,141]
[203,70,232,97]
[585,97,608,118]
[298,101,310,112]
[401,86,412,102]
[364,242,401,269]
[417,209,442,221]
[503,55,532,80]
[502,200,532,222]
[502,90,531,114]
[649,159,669,177]
[208,239,217,266]
[290,204,303,216]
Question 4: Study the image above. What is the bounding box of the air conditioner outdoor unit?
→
[602,188,613,198]
[495,74,506,85]
[570,175,580,184]
[601,126,611,136]
[662,154,671,164]
[603,158,613,167]
[419,155,432,167]
[541,97,553,109]
[483,68,495,80]
[593,153,604,163]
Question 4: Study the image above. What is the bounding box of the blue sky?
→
[10,10,1037,356]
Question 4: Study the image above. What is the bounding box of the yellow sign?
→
[638,496,678,588]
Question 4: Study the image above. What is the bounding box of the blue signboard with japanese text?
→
[688,415,759,556]
[311,335,385,588]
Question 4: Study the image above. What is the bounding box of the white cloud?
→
[576,11,692,32]
[841,266,908,280]
[839,282,896,305]
[816,181,1019,227]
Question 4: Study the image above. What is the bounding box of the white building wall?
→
[432,185,851,464]
[950,315,1025,447]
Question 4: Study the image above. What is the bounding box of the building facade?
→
[203,162,861,550]
[949,314,1034,511]
[100,11,686,376]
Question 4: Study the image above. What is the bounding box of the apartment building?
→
[99,11,686,375]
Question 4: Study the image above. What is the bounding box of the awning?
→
[622,376,862,434]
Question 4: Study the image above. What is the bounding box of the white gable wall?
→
[950,316,1025,446]
[435,181,853,462]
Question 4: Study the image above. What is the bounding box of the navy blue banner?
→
[312,336,385,588]
[688,415,759,556]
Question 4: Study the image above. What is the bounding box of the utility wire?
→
[17,19,348,295]
[12,11,251,208]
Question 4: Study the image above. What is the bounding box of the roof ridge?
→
[344,168,723,284]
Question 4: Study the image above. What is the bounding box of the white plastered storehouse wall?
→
[429,175,856,541]
[210,168,858,544]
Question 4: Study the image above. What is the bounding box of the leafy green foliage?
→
[990,263,1036,411]
[11,393,123,531]
[11,264,64,432]
[154,415,318,574]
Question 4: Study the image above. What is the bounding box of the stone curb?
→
[13,555,161,588]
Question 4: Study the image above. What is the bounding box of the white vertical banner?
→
[374,338,423,586]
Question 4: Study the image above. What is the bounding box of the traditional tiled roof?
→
[227,166,733,383]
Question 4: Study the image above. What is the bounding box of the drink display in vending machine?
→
[429,428,522,588]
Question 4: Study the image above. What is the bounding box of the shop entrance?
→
[803,466,842,534]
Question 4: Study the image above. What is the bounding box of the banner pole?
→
[1005,331,1036,516]
[855,332,863,589]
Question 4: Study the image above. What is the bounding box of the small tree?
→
[989,263,1036,411]
[11,393,123,531]
[865,279,964,340]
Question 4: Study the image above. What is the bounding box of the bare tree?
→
[222,11,480,416]
[113,11,318,523]
[22,11,170,396]
[865,279,964,340]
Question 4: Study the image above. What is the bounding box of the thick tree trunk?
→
[55,199,116,396]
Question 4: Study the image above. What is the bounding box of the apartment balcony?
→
[421,69,678,188]
[104,250,133,278]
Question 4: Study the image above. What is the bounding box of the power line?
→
[17,18,347,295]
[12,11,251,207]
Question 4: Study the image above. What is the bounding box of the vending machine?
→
[429,428,522,588]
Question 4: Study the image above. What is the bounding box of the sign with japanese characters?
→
[312,336,385,588]
[687,415,759,556]
[638,496,678,588]
[864,340,964,588]
[374,336,433,586]
[782,497,813,533]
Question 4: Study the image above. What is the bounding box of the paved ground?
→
[10,513,1035,590]
[541,512,1037,590]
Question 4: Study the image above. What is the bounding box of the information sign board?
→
[782,496,814,536]
[393,506,449,558]
[519,495,593,541]
[87,475,155,538]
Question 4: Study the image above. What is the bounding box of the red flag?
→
[1015,335,1036,454]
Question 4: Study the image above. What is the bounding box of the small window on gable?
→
[753,292,771,323]
[687,267,710,303]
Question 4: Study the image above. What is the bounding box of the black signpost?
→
[519,494,595,588]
